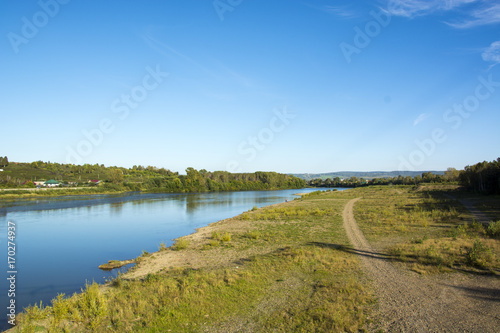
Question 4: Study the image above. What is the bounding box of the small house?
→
[44,180,60,187]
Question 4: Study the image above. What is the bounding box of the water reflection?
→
[109,201,124,215]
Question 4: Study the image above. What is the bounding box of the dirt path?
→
[445,194,492,225]
[343,198,500,332]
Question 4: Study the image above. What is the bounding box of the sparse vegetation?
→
[172,238,190,251]
[158,242,168,251]
[487,220,500,238]
[354,186,499,274]
[220,232,231,242]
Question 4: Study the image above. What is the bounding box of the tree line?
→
[308,157,500,195]
[144,168,306,193]
[308,170,457,188]
[0,159,306,193]
[459,158,500,194]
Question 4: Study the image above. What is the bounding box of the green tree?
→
[444,167,460,181]
[0,156,8,168]
[108,169,124,184]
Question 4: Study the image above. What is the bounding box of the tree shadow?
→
[307,242,499,277]
[307,242,393,261]
[443,285,500,303]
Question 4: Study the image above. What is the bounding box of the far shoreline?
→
[0,186,334,202]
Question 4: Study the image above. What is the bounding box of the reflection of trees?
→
[183,193,285,215]
[185,194,234,215]
[0,208,6,217]
[109,201,124,215]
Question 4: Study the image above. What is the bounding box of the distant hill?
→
[292,171,445,181]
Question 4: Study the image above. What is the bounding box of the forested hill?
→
[293,171,445,181]
[0,160,306,192]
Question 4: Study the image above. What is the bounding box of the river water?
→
[0,188,342,330]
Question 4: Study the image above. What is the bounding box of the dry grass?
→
[13,191,373,332]
[352,185,500,274]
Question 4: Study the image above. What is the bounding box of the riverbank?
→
[0,185,312,201]
[11,190,373,332]
[10,186,500,332]
[0,187,127,200]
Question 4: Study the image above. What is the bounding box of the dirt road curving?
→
[343,198,500,332]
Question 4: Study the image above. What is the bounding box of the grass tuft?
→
[172,238,190,251]
[487,220,500,238]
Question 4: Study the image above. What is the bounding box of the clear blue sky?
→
[1,0,499,173]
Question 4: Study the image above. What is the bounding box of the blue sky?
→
[1,0,499,173]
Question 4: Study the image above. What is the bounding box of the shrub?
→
[51,293,69,327]
[209,239,220,247]
[450,224,469,239]
[78,282,108,330]
[145,273,161,283]
[112,278,123,288]
[221,232,231,242]
[466,240,493,267]
[245,230,260,240]
[172,238,189,251]
[487,220,500,238]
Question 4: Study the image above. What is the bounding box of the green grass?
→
[172,238,190,251]
[352,186,500,274]
[14,191,374,332]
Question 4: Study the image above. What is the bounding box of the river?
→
[0,188,342,330]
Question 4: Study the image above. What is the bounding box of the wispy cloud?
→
[482,40,500,69]
[413,113,431,126]
[384,0,478,18]
[321,5,359,19]
[303,3,359,19]
[383,0,500,28]
[446,3,500,28]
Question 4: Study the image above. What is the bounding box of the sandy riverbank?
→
[122,200,294,280]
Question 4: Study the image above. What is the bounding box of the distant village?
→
[30,179,102,188]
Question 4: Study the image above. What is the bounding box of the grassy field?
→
[12,191,373,332]
[353,186,500,274]
[10,186,500,332]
